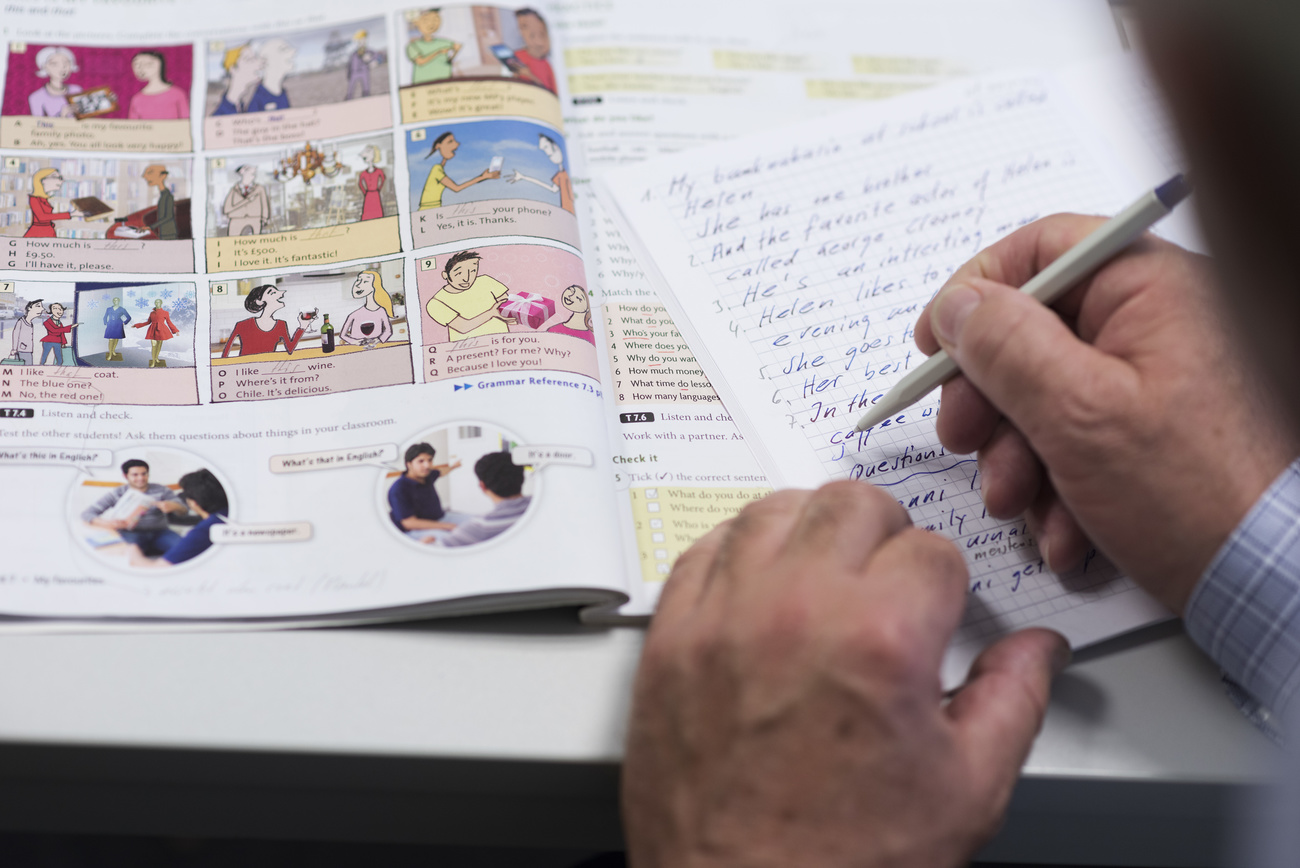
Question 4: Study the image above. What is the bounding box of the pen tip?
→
[855,407,885,432]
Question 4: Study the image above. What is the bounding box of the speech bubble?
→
[511,445,595,470]
[210,522,313,544]
[269,443,399,473]
[0,445,113,475]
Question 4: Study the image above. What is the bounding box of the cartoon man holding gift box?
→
[426,250,514,342]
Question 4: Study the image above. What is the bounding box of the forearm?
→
[514,174,558,192]
[452,309,501,331]
[400,516,452,530]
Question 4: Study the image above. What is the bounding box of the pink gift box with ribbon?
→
[498,291,556,330]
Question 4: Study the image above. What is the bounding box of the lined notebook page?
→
[601,70,1171,680]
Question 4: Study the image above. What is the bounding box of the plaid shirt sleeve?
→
[1184,460,1300,721]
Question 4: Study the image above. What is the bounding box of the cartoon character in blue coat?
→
[103,297,132,361]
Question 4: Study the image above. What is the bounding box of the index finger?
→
[916,213,1109,355]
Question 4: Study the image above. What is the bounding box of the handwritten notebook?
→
[599,66,1180,683]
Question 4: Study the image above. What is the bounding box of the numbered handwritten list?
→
[601,71,1171,677]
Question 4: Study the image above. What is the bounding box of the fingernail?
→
[932,284,981,345]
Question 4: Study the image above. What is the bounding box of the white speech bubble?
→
[269,443,399,473]
[0,445,113,475]
[511,445,595,470]
[210,522,313,544]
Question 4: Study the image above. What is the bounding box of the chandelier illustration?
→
[272,142,342,184]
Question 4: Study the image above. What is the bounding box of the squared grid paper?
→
[642,75,1147,644]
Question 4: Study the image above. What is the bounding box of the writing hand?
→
[915,214,1296,614]
[625,482,1068,868]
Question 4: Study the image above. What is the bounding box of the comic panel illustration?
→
[396,6,562,129]
[204,19,393,150]
[0,154,193,273]
[406,118,578,249]
[0,42,193,152]
[68,446,232,570]
[205,134,401,272]
[0,279,199,405]
[209,257,414,403]
[378,421,537,550]
[415,244,598,384]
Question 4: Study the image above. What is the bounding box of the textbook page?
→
[600,70,1171,683]
[550,0,1124,616]
[0,0,633,622]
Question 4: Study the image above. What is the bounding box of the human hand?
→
[299,309,319,331]
[624,482,1068,868]
[483,170,501,180]
[915,214,1296,614]
[507,170,522,184]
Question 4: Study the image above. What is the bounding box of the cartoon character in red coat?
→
[25,168,84,238]
[132,298,179,367]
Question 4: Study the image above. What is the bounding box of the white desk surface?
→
[0,614,1272,865]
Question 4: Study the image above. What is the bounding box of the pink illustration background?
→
[3,43,193,119]
[416,243,600,384]
[416,243,590,345]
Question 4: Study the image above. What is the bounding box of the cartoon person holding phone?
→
[508,9,555,93]
[418,132,501,210]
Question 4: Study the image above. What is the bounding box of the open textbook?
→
[0,0,648,625]
[600,64,1197,680]
[0,0,1132,639]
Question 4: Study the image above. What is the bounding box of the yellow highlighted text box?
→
[629,486,771,583]
[713,49,814,73]
[569,72,747,96]
[0,117,191,153]
[399,80,563,129]
[805,79,928,100]
[565,46,683,68]
[206,216,401,273]
[851,55,960,76]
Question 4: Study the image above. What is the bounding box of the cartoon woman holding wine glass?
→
[339,269,394,348]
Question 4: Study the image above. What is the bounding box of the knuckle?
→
[730,488,806,536]
[680,624,729,673]
[667,539,712,580]
[1051,368,1122,442]
[829,479,908,522]
[806,479,899,528]
[837,617,922,687]
[898,527,967,581]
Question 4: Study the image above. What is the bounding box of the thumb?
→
[929,277,1134,446]
[946,628,1069,802]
